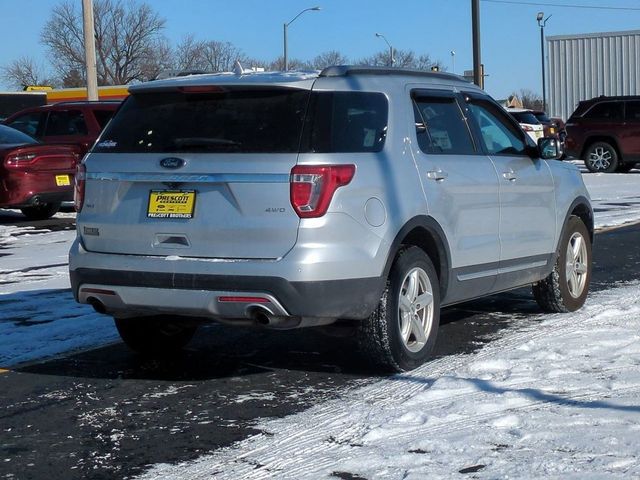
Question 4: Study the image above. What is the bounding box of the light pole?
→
[283,6,321,71]
[451,50,456,74]
[537,12,551,111]
[375,33,394,67]
[82,0,98,101]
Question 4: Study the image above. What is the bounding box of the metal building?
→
[547,29,640,120]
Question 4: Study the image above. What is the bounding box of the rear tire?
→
[20,202,61,220]
[533,216,591,312]
[584,142,618,173]
[114,316,197,355]
[357,246,440,372]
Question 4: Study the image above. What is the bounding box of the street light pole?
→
[283,6,321,71]
[375,33,394,67]
[537,12,551,112]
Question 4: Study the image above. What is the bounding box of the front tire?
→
[114,316,197,355]
[584,142,618,173]
[533,216,591,312]
[20,202,61,220]
[357,247,440,372]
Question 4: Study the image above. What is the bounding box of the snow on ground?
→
[1,167,640,476]
[137,282,640,479]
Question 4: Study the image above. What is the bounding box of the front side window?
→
[412,95,475,155]
[45,110,88,136]
[467,100,527,156]
[584,101,624,120]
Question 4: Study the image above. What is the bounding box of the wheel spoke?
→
[411,315,427,344]
[399,295,412,314]
[406,271,419,302]
[415,291,433,311]
[571,235,583,261]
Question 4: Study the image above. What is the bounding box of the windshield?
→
[0,124,37,145]
[94,88,389,154]
[534,112,551,123]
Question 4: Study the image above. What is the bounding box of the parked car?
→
[3,101,120,158]
[506,108,545,144]
[565,95,640,173]
[532,110,566,142]
[0,124,79,219]
[69,66,593,372]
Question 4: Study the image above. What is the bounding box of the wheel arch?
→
[581,135,623,162]
[383,216,451,301]
[561,196,594,246]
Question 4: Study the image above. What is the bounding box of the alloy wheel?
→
[397,267,435,353]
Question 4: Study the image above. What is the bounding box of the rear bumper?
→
[70,267,384,321]
[0,172,73,208]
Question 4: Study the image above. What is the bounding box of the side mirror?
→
[537,137,563,160]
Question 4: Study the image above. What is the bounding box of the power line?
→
[482,0,640,11]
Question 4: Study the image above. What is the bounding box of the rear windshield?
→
[93,88,388,154]
[509,112,540,124]
[0,124,37,145]
[533,112,551,123]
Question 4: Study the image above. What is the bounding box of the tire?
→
[20,202,61,220]
[584,142,618,173]
[114,316,197,355]
[616,163,635,173]
[357,246,440,372]
[533,216,591,313]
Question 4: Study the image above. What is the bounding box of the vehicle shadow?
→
[15,288,541,382]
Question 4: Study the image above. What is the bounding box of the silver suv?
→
[69,66,593,372]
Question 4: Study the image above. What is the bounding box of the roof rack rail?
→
[319,65,467,83]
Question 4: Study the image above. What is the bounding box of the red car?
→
[3,101,120,158]
[0,124,79,219]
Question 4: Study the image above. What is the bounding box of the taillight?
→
[74,162,86,212]
[290,164,355,218]
[4,152,37,168]
[521,125,534,131]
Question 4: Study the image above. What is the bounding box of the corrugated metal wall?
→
[548,30,640,120]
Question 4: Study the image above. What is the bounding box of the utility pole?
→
[82,0,99,101]
[471,0,483,88]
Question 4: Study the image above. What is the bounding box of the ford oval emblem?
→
[160,157,185,169]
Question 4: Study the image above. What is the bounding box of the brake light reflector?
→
[74,162,86,212]
[290,164,355,218]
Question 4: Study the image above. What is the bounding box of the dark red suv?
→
[3,101,120,158]
[565,96,640,173]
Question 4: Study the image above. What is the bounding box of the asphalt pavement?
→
[1,221,639,480]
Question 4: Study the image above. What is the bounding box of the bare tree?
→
[40,0,166,85]
[357,49,445,71]
[309,50,348,70]
[173,36,248,73]
[1,56,56,89]
[513,89,543,110]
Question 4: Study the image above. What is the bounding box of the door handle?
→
[427,169,448,182]
[502,170,517,181]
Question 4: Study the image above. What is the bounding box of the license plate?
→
[147,190,196,218]
[55,175,70,186]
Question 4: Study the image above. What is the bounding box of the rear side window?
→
[95,89,309,153]
[625,101,640,121]
[412,96,475,155]
[584,101,623,120]
[301,92,388,153]
[45,110,88,136]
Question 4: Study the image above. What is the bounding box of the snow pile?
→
[582,172,640,229]
[138,282,640,479]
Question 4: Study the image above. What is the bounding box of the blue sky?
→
[1,0,639,100]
